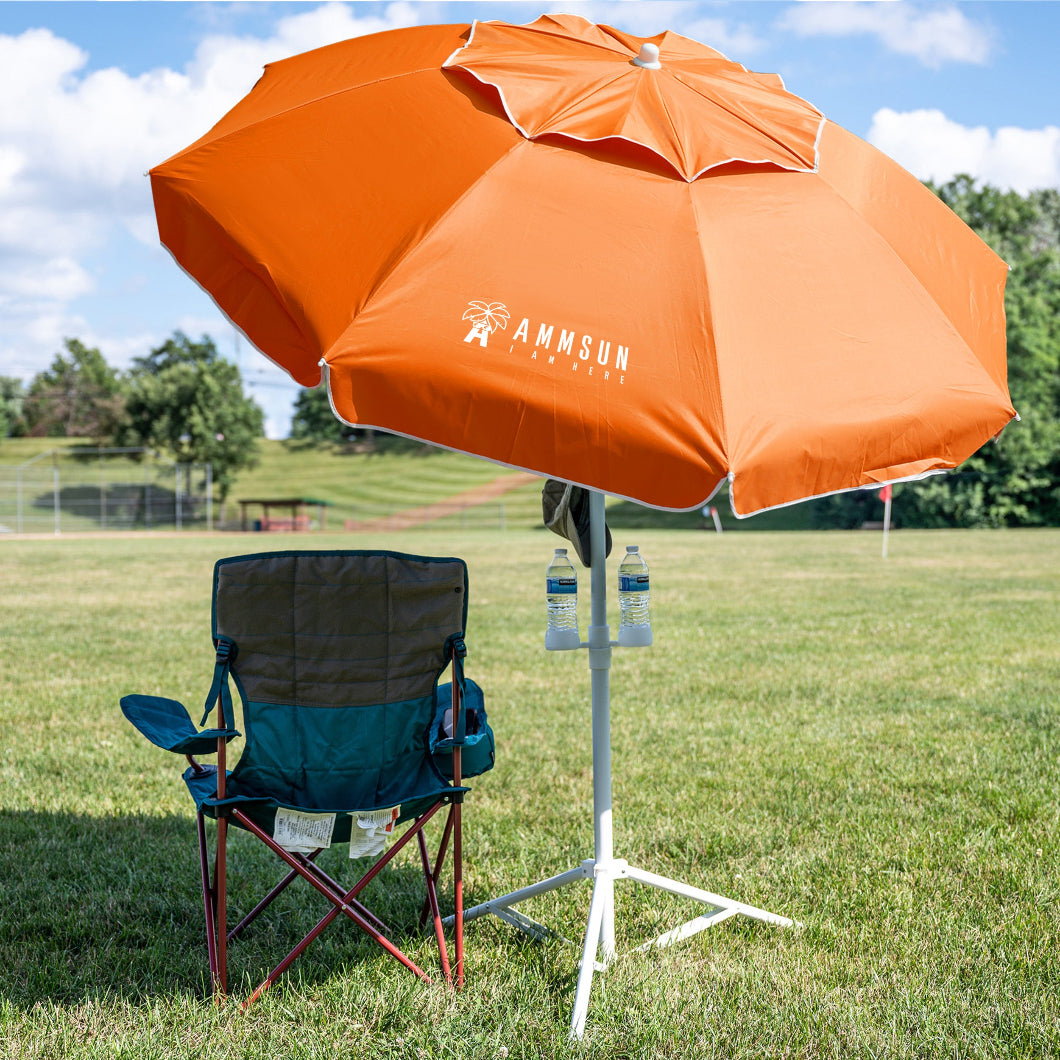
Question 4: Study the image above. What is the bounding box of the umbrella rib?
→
[154,198,321,383]
[669,71,823,173]
[325,141,528,361]
[477,16,641,59]
[686,187,732,483]
[812,173,1013,397]
[634,73,694,182]
[533,69,640,133]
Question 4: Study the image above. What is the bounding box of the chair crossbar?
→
[227,848,324,944]
[418,805,456,931]
[203,800,455,1006]
[417,829,452,985]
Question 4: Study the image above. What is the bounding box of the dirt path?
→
[343,471,541,531]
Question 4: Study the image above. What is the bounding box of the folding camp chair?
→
[121,550,494,1004]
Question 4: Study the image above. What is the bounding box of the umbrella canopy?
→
[151,14,1016,515]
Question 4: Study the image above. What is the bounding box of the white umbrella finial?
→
[631,42,661,69]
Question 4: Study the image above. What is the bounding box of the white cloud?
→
[680,16,765,58]
[869,108,1060,194]
[0,256,93,302]
[0,2,422,388]
[186,2,422,113]
[0,146,26,195]
[778,2,993,67]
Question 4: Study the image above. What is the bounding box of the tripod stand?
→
[458,491,794,1038]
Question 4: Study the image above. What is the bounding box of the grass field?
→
[0,527,1057,1058]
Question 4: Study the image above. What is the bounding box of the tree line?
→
[0,332,264,501]
[2,178,1058,526]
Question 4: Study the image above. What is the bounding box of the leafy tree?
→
[0,376,25,440]
[288,384,411,450]
[21,339,125,440]
[1028,188,1060,257]
[116,332,264,500]
[290,385,358,443]
[808,488,883,530]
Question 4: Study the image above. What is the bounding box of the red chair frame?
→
[188,652,465,1006]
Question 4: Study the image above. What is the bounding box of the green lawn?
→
[0,527,1057,1058]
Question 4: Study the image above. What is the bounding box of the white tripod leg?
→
[570,867,611,1040]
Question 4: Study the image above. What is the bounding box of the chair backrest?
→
[213,550,468,813]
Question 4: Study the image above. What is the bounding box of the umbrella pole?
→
[456,493,796,1040]
[588,489,615,957]
[569,490,616,1037]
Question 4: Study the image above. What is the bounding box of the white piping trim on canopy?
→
[319,358,734,513]
[443,19,824,182]
[728,466,958,521]
[147,251,1011,523]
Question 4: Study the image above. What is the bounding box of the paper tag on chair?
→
[273,808,336,853]
[349,806,400,859]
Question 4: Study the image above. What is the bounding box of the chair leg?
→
[417,829,452,985]
[453,802,464,989]
[197,813,220,995]
[215,814,228,997]
[414,802,464,987]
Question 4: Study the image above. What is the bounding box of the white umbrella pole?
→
[569,492,617,1036]
[455,490,796,1040]
[588,490,615,951]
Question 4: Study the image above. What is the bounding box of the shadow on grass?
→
[0,810,455,1007]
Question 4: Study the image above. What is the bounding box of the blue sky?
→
[0,1,1057,438]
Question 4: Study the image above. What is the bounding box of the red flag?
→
[880,484,893,502]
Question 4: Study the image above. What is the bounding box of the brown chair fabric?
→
[214,550,468,709]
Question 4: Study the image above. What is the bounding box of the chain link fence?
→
[0,448,213,535]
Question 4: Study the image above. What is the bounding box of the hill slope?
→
[1,436,817,533]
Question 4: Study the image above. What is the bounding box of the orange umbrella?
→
[151,17,1019,1038]
[150,14,1015,516]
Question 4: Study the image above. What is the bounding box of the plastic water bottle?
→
[545,548,581,650]
[617,545,652,647]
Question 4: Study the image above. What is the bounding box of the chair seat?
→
[184,763,467,839]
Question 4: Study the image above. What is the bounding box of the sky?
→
[0,1,1057,439]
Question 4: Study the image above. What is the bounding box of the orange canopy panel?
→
[151,15,1015,515]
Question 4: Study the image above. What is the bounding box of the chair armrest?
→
[121,694,240,756]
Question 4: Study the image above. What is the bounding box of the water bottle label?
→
[546,577,577,594]
[619,574,649,592]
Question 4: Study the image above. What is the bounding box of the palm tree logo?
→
[462,301,510,347]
